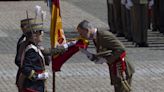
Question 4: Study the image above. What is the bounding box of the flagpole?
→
[50,0,65,92]
[53,71,55,92]
[52,1,56,91]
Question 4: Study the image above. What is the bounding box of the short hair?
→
[77,20,94,30]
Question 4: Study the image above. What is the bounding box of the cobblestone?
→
[0,0,164,92]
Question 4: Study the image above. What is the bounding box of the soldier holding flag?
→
[16,22,78,92]
[15,18,36,92]
[15,4,79,91]
[15,18,35,68]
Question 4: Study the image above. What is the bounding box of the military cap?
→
[24,23,44,38]
[20,18,35,27]
[25,23,44,33]
[20,18,35,33]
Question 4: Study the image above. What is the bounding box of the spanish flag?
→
[50,0,66,48]
[50,0,89,72]
[52,38,89,72]
[50,0,66,72]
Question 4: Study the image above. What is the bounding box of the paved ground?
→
[0,0,164,92]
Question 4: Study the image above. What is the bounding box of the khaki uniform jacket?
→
[95,30,135,84]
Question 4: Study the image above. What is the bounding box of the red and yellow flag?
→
[52,38,89,71]
[50,0,89,72]
[50,0,66,48]
[50,0,66,72]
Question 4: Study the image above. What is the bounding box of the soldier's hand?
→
[67,40,77,47]
[51,46,66,55]
[79,48,96,61]
[62,40,77,49]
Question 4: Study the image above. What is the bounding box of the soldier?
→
[158,0,164,34]
[113,0,124,37]
[120,0,127,39]
[15,18,54,91]
[15,18,35,68]
[76,20,135,92]
[120,0,133,41]
[124,0,134,41]
[107,0,116,33]
[152,0,159,32]
[147,0,154,30]
[16,22,77,92]
[15,18,35,90]
[130,0,149,47]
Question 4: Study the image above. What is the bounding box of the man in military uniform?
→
[158,0,164,34]
[15,20,77,92]
[130,0,149,47]
[147,0,154,30]
[113,0,124,37]
[152,0,159,32]
[120,0,133,41]
[124,0,134,41]
[107,0,116,33]
[15,18,36,90]
[15,18,35,68]
[18,23,50,92]
[120,0,127,39]
[76,20,135,92]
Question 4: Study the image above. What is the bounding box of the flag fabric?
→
[50,0,66,71]
[50,0,66,48]
[52,38,89,72]
[50,0,89,72]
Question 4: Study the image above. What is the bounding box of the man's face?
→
[36,30,44,42]
[31,30,44,43]
[77,27,91,39]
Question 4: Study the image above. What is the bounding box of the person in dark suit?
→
[76,20,135,92]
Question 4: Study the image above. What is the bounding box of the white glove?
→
[125,0,133,10]
[37,72,49,80]
[148,0,154,9]
[80,48,91,55]
[94,57,107,64]
[80,48,95,61]
[63,40,77,49]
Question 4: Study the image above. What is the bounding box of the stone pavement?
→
[0,0,164,92]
